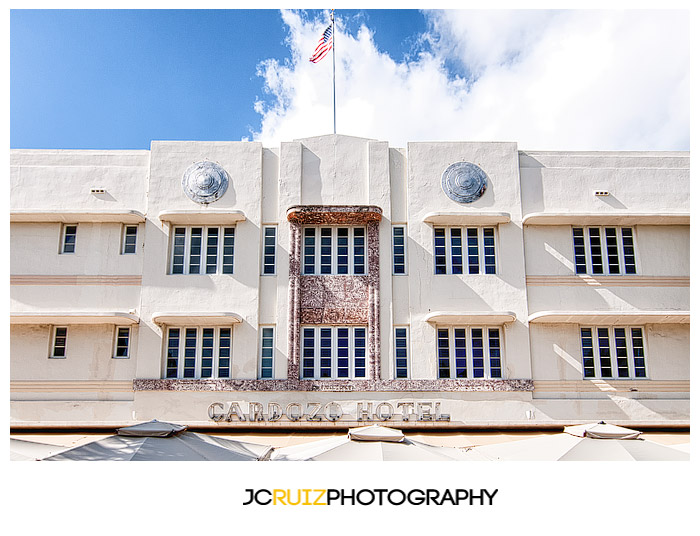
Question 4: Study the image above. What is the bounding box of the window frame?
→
[435,326,503,379]
[580,326,647,379]
[60,224,77,254]
[300,325,367,379]
[169,225,236,275]
[392,225,407,275]
[163,326,233,379]
[302,226,367,276]
[394,326,410,379]
[121,224,139,255]
[261,226,277,275]
[49,326,68,359]
[259,326,275,378]
[433,226,497,275]
[572,226,638,275]
[113,326,131,359]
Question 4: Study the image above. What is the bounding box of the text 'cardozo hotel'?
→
[10,134,690,431]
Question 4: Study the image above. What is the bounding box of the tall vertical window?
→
[113,327,131,358]
[434,227,496,275]
[302,227,366,275]
[60,225,77,254]
[572,227,636,275]
[580,327,646,379]
[170,226,235,274]
[164,327,233,379]
[436,326,503,379]
[301,326,367,379]
[392,226,407,275]
[394,327,409,378]
[122,225,138,254]
[262,226,277,275]
[260,327,275,378]
[50,327,68,358]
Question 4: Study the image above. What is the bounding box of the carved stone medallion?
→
[182,161,229,204]
[441,162,488,203]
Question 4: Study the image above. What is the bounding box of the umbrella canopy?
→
[10,438,71,461]
[473,425,689,461]
[270,424,489,461]
[43,420,272,461]
[564,421,642,439]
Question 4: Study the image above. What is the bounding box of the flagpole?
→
[332,9,336,134]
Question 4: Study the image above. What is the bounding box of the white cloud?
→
[251,9,689,150]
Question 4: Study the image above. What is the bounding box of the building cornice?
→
[528,310,690,324]
[10,209,145,224]
[10,311,139,325]
[157,209,246,225]
[522,212,689,226]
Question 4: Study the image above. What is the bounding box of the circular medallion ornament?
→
[441,162,488,203]
[182,161,230,204]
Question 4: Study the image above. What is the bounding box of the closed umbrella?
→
[473,422,689,461]
[270,424,488,461]
[43,420,272,461]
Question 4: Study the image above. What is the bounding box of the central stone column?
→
[287,205,382,381]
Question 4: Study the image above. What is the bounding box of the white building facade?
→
[9,135,690,430]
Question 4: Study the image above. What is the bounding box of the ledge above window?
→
[528,310,690,324]
[10,311,139,325]
[10,209,145,224]
[422,212,511,226]
[522,212,690,226]
[287,205,382,224]
[151,312,243,326]
[158,209,246,226]
[425,311,517,325]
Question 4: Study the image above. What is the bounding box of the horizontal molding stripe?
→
[11,275,142,286]
[526,276,689,287]
[134,378,535,392]
[533,380,689,393]
[10,381,134,393]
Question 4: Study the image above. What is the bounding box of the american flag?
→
[309,23,333,63]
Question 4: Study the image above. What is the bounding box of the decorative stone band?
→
[286,205,383,224]
[133,378,534,392]
[526,276,690,287]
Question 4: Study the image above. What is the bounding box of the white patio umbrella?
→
[43,420,273,461]
[473,422,689,461]
[270,424,489,461]
[10,438,71,461]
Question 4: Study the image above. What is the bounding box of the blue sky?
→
[11,9,430,149]
[10,9,690,151]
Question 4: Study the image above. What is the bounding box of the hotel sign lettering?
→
[208,401,450,423]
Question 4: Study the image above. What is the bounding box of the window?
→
[259,327,275,378]
[580,327,646,379]
[113,327,131,358]
[434,227,496,275]
[60,224,77,254]
[122,225,138,254]
[394,327,409,378]
[165,327,232,379]
[392,225,407,275]
[572,227,636,275]
[50,327,68,358]
[170,226,235,274]
[262,226,277,275]
[303,226,366,275]
[301,326,366,379]
[436,326,502,379]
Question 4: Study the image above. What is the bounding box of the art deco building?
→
[9,135,690,430]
